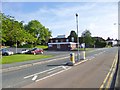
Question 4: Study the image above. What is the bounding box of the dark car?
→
[25,48,43,55]
[1,48,14,56]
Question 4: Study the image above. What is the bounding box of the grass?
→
[2,54,53,64]
[35,45,48,49]
[105,45,112,48]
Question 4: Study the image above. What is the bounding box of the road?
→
[2,47,118,88]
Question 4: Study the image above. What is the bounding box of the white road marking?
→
[24,66,62,79]
[32,75,38,81]
[35,67,71,82]
[24,49,107,82]
[94,54,98,56]
[47,66,68,74]
[47,68,61,74]
[62,66,67,70]
[74,59,88,66]
[89,56,95,60]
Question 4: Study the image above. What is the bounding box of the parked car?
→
[1,48,14,56]
[25,48,43,55]
[18,49,29,54]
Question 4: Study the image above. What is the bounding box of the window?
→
[57,44,60,49]
[66,39,69,42]
[51,40,53,43]
[71,37,74,42]
[49,44,52,47]
[56,40,58,43]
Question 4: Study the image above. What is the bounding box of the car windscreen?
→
[31,48,37,51]
[2,49,8,51]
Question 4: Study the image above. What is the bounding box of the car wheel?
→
[4,53,9,56]
[33,52,36,55]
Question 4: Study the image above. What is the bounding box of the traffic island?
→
[66,51,86,66]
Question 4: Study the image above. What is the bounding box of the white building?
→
[106,39,118,46]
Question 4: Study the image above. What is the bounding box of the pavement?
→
[1,47,118,88]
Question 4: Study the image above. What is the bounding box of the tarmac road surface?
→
[2,47,118,88]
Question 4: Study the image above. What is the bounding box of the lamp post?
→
[114,23,120,46]
[76,13,80,61]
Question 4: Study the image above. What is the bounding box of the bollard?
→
[70,53,75,64]
[80,51,85,60]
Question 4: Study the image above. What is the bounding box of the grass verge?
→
[2,54,53,64]
[35,45,48,49]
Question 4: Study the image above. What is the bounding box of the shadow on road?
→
[47,63,67,67]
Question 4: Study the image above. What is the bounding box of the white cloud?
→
[2,0,119,2]
[2,2,118,39]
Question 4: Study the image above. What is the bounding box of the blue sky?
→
[2,1,118,39]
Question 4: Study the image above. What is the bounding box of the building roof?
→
[56,35,66,38]
[48,42,77,45]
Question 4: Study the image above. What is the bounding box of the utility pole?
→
[76,13,80,61]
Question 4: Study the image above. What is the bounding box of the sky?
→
[2,1,119,40]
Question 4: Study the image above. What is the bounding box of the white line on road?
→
[32,75,38,81]
[47,66,68,74]
[62,66,67,70]
[35,67,71,82]
[74,59,88,66]
[24,50,107,81]
[89,57,95,60]
[47,68,61,74]
[24,66,62,79]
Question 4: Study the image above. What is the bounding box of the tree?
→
[81,29,91,37]
[68,30,77,42]
[24,20,52,45]
[81,30,94,47]
[1,13,52,46]
[1,13,36,46]
[93,37,106,48]
[106,37,111,41]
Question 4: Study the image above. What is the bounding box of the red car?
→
[26,48,43,55]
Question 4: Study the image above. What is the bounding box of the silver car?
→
[1,48,14,56]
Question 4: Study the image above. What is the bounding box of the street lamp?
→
[76,13,80,61]
[114,23,120,46]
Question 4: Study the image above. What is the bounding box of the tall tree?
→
[68,30,77,42]
[24,20,52,45]
[81,30,94,47]
[1,13,36,46]
[106,37,111,41]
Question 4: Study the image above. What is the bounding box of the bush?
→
[18,44,34,48]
